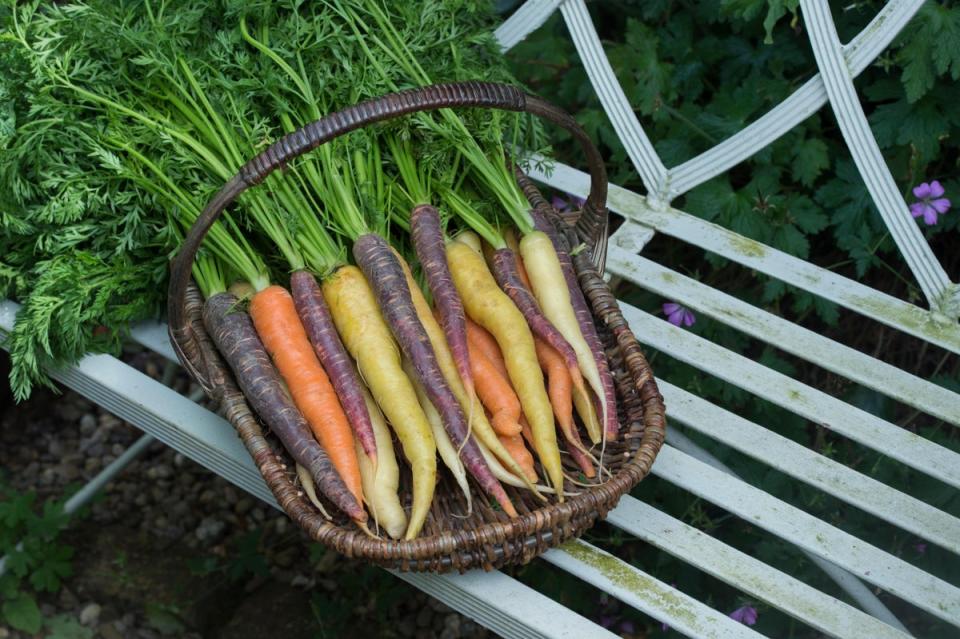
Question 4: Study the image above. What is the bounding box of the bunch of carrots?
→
[171,3,621,541]
[9,0,619,540]
[190,129,619,541]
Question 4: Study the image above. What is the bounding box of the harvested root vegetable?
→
[323,265,437,540]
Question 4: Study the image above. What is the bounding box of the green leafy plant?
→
[509,2,959,635]
[0,482,78,634]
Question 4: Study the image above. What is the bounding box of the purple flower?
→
[598,615,616,629]
[729,605,758,626]
[662,621,670,632]
[909,181,951,226]
[551,193,586,212]
[663,302,696,327]
[618,620,635,635]
[914,542,927,555]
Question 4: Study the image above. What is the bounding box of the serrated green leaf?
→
[787,195,829,234]
[772,224,808,258]
[29,543,73,593]
[683,177,733,222]
[762,277,786,303]
[762,0,798,44]
[813,296,839,326]
[2,594,42,634]
[900,38,935,103]
[791,137,829,187]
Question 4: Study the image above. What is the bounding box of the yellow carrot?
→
[446,240,564,498]
[520,231,609,444]
[354,386,407,539]
[394,252,544,497]
[322,265,436,539]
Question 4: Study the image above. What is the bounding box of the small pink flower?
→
[910,180,950,226]
[729,605,758,626]
[663,302,696,327]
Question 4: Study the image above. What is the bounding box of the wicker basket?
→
[166,81,666,572]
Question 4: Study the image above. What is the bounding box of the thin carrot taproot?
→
[410,204,474,399]
[498,432,537,482]
[291,270,377,465]
[520,231,611,444]
[464,337,521,437]
[447,240,564,498]
[465,319,509,380]
[249,285,364,509]
[354,385,406,539]
[397,252,544,495]
[528,206,619,441]
[322,265,437,540]
[405,358,472,514]
[203,292,365,523]
[354,234,516,518]
[506,230,600,441]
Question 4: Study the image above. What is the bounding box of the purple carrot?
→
[410,204,474,398]
[290,270,378,464]
[203,292,366,522]
[353,233,517,517]
[489,246,585,383]
[528,207,619,441]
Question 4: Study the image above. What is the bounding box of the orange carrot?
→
[498,432,537,482]
[464,338,522,437]
[249,285,364,509]
[534,336,596,478]
[465,319,509,380]
[534,337,575,442]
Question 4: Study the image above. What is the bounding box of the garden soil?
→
[0,352,495,639]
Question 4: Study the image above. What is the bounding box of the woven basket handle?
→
[168,81,608,381]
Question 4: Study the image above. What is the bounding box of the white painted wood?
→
[605,236,960,426]
[396,570,617,639]
[558,0,668,199]
[607,499,909,639]
[801,0,953,313]
[666,0,925,197]
[616,301,960,489]
[660,429,911,634]
[528,161,960,355]
[657,379,960,553]
[494,0,564,51]
[543,540,763,638]
[652,445,960,626]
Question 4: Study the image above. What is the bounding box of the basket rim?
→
[166,82,666,571]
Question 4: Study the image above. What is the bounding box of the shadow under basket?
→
[167,81,666,572]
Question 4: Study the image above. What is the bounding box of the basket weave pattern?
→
[168,82,666,572]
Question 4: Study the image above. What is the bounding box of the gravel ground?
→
[0,353,495,639]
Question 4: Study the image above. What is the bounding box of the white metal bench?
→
[3,0,959,636]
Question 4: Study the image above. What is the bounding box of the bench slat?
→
[618,303,960,489]
[493,0,562,51]
[608,499,909,639]
[529,163,960,355]
[558,0,667,196]
[543,540,763,638]
[658,380,960,554]
[606,242,960,425]
[653,446,960,626]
